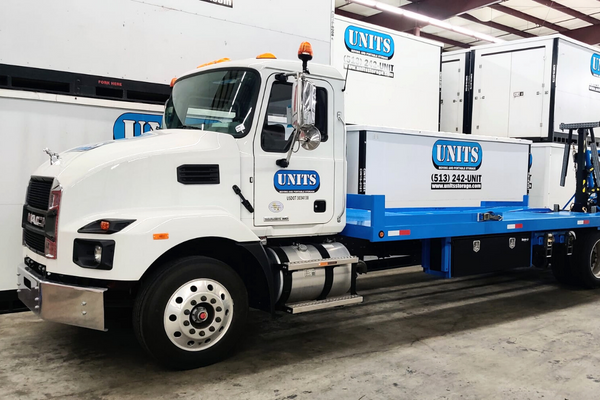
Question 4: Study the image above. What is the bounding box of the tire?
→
[573,231,600,289]
[133,256,248,370]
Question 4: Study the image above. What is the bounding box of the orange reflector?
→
[198,58,230,68]
[170,77,177,87]
[153,233,169,240]
[298,41,313,58]
[100,221,110,231]
[379,231,385,238]
[256,53,277,59]
[319,261,337,267]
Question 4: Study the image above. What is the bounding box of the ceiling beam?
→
[360,0,503,32]
[419,32,471,48]
[489,4,567,32]
[335,8,367,21]
[459,13,536,38]
[530,0,599,25]
[561,23,600,45]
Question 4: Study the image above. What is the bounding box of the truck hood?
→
[33,129,237,187]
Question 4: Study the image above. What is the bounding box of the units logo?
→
[591,54,600,77]
[344,25,394,60]
[113,113,163,140]
[432,140,482,170]
[274,170,320,193]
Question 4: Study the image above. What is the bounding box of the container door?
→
[508,48,546,138]
[253,74,335,227]
[472,52,511,137]
[441,57,465,133]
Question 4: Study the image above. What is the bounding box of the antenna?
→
[342,65,350,92]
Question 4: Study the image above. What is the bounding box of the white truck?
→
[17,44,600,369]
[1,0,443,310]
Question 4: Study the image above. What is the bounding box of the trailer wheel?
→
[133,256,248,370]
[574,231,600,289]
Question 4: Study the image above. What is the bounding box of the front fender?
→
[41,208,260,281]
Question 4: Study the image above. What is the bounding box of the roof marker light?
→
[197,58,231,69]
[257,53,277,59]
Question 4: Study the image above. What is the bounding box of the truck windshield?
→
[163,69,260,137]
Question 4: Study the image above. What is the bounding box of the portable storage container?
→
[346,126,531,208]
[441,35,600,141]
[529,143,576,209]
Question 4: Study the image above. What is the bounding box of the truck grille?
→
[26,177,53,210]
[23,229,45,254]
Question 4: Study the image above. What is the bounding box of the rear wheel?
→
[133,256,248,369]
[574,231,600,289]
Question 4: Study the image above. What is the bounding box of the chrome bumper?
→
[17,263,107,331]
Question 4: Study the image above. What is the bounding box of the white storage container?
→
[332,16,442,131]
[441,35,600,141]
[529,143,576,209]
[347,126,531,208]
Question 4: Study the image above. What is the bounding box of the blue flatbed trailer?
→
[341,194,600,282]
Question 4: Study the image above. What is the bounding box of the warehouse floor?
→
[2,266,600,399]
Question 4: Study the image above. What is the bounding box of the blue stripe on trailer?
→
[342,194,600,243]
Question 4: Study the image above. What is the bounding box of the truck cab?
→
[17,45,360,369]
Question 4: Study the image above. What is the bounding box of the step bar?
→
[284,294,363,314]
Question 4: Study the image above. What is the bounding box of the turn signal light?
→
[170,77,177,87]
[153,233,169,240]
[298,42,313,59]
[100,221,110,231]
[256,53,277,59]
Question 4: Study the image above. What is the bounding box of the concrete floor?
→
[2,267,600,399]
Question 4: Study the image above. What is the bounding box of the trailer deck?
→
[343,194,600,242]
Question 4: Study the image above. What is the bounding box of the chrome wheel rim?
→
[591,240,600,279]
[164,279,234,351]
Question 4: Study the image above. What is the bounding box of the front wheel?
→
[133,256,248,369]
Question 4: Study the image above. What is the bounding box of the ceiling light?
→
[346,0,504,44]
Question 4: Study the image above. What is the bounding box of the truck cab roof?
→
[176,58,345,82]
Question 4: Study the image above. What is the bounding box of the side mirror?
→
[291,78,321,151]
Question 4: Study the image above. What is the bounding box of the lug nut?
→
[82,311,87,315]
[191,300,197,306]
[189,329,196,334]
[183,321,190,326]
[184,309,190,315]
[82,301,87,306]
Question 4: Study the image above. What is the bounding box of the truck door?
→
[253,74,335,227]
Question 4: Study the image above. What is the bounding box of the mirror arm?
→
[276,129,300,168]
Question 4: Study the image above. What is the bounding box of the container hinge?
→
[477,212,503,222]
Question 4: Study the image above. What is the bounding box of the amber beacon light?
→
[298,41,313,73]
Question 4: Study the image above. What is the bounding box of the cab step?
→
[284,294,363,314]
